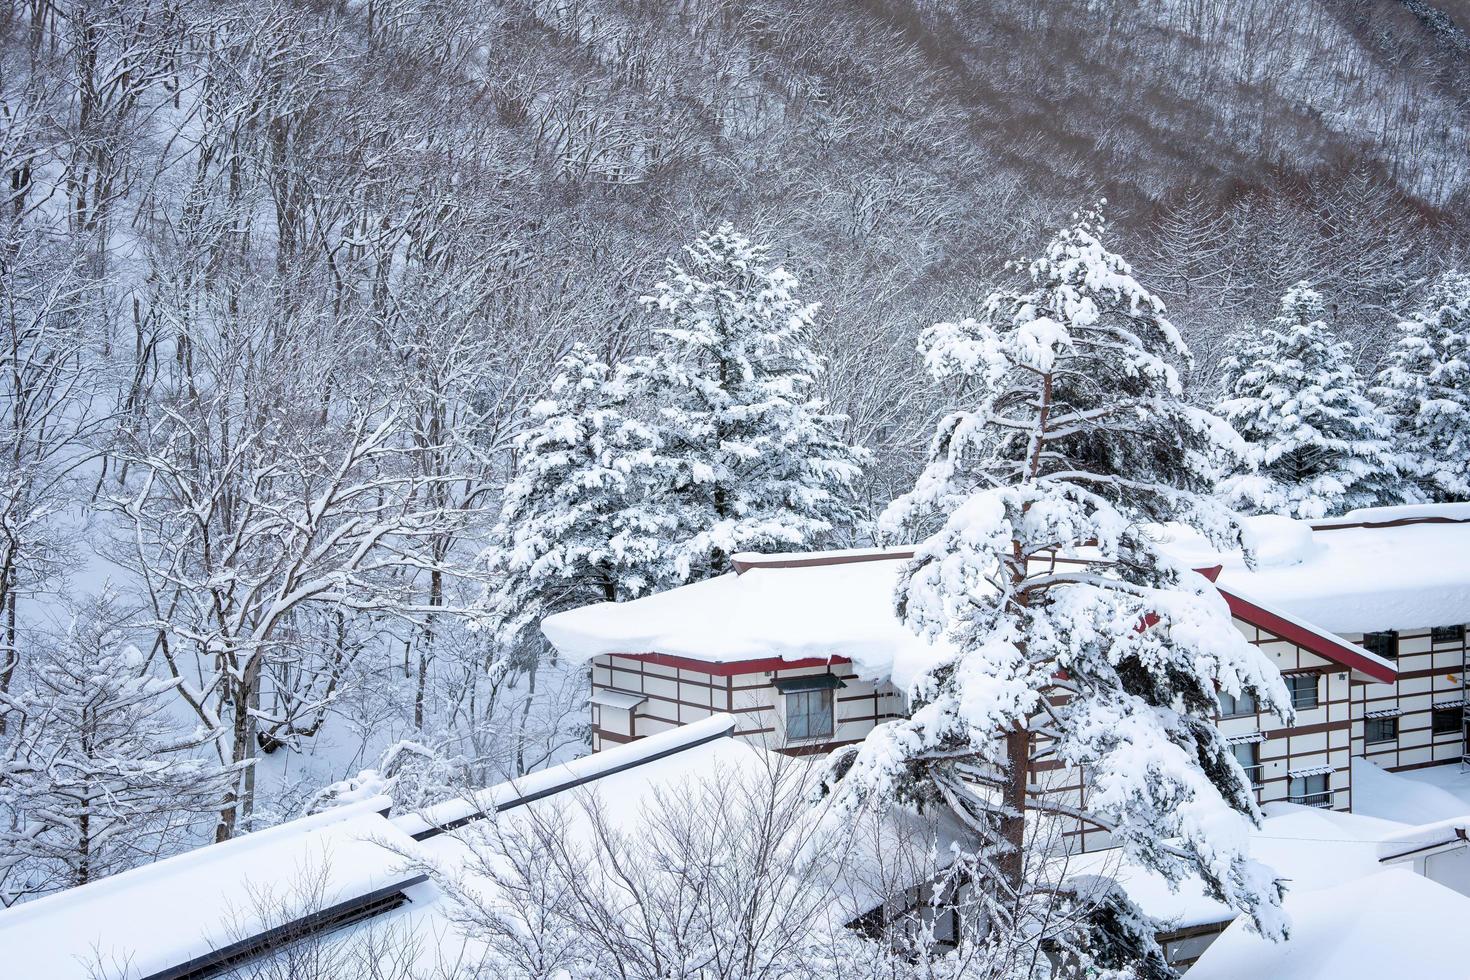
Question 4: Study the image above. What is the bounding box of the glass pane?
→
[1289,676,1318,710]
[1219,690,1257,717]
[787,690,831,740]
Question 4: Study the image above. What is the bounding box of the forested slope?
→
[3,0,1470,890]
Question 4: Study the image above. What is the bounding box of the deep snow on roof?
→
[541,548,951,684]
[0,717,960,978]
[1185,867,1470,980]
[1156,505,1470,634]
[542,504,1469,675]
[0,797,418,980]
[1062,803,1409,931]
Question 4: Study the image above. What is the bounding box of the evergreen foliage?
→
[1217,283,1412,518]
[633,224,868,580]
[0,608,236,903]
[1375,271,1470,501]
[824,208,1292,974]
[484,344,675,649]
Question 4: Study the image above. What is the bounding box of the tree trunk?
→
[998,725,1031,892]
[0,576,15,736]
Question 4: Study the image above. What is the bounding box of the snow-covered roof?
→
[541,547,949,685]
[1063,803,1408,931]
[542,513,1430,682]
[0,716,958,977]
[394,712,740,838]
[1185,867,1470,980]
[1212,581,1395,682]
[1156,505,1470,634]
[0,797,419,980]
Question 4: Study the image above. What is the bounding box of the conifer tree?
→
[0,605,237,903]
[1216,283,1411,518]
[483,344,675,650]
[823,207,1292,976]
[1375,271,1470,502]
[634,224,867,580]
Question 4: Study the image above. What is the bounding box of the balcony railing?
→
[1241,765,1263,788]
[1289,791,1333,809]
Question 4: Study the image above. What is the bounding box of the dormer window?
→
[775,674,845,741]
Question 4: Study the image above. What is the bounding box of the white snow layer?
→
[1061,803,1404,931]
[541,551,953,685]
[0,797,417,980]
[543,504,1470,674]
[1186,867,1470,980]
[1155,506,1470,634]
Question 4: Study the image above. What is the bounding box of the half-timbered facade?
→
[587,652,906,754]
[544,505,1470,852]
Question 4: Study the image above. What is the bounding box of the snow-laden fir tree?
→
[1374,271,1470,502]
[0,606,237,903]
[1216,283,1411,518]
[483,344,676,651]
[822,207,1292,977]
[633,224,868,580]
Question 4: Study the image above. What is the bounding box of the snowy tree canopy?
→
[0,611,237,903]
[824,207,1293,969]
[633,224,869,580]
[1216,283,1412,519]
[1374,271,1470,502]
[483,344,676,651]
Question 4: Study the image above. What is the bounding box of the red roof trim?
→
[1212,584,1396,683]
[608,651,852,677]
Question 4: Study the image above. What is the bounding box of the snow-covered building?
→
[542,505,1470,845]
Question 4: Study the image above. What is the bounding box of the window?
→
[1218,689,1257,718]
[1365,716,1399,744]
[1230,742,1262,787]
[1362,631,1399,660]
[1289,773,1331,808]
[1285,674,1319,711]
[1433,707,1464,736]
[1432,625,1466,645]
[784,689,834,740]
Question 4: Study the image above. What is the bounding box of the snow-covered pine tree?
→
[483,344,675,651]
[822,207,1292,977]
[0,608,237,903]
[634,224,868,580]
[1374,271,1470,502]
[1216,282,1412,519]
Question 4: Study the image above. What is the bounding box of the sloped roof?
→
[543,528,1408,683]
[0,716,960,977]
[1186,867,1470,980]
[1157,505,1470,635]
[0,797,419,980]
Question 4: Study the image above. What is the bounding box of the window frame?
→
[1365,716,1399,744]
[1288,773,1331,807]
[1285,674,1320,711]
[1218,689,1258,719]
[783,688,835,741]
[1230,742,1263,787]
[1432,707,1464,737]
